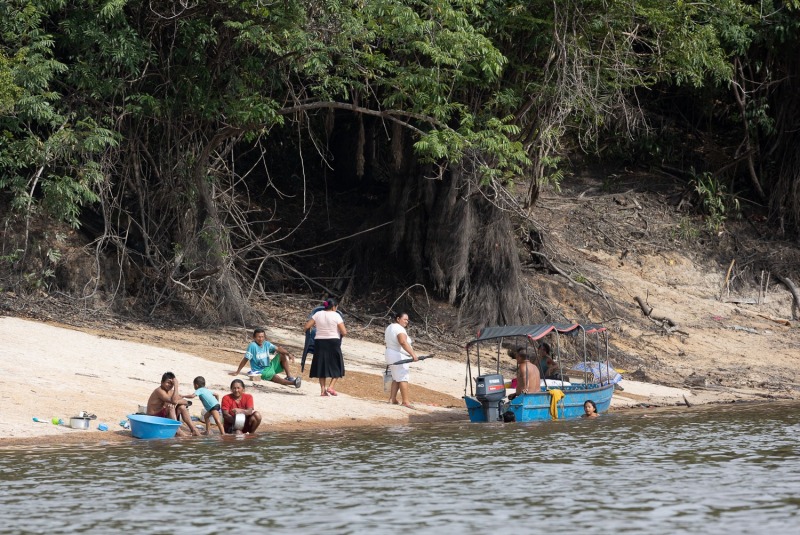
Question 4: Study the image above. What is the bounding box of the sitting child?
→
[185,376,226,435]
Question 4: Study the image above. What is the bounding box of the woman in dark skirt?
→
[303,298,347,396]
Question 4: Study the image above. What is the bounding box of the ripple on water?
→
[1,401,799,533]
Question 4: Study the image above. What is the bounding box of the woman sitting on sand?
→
[221,379,262,434]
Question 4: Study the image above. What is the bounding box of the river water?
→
[1,401,798,534]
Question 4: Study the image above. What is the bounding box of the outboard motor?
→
[475,374,506,421]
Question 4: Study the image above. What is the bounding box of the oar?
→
[389,354,433,365]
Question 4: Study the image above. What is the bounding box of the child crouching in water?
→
[186,376,226,435]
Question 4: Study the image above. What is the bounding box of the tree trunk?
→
[189,133,259,325]
[383,159,530,327]
[764,40,800,236]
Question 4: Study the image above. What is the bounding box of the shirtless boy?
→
[146,371,200,436]
[508,348,541,400]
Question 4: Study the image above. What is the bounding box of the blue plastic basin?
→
[127,414,182,439]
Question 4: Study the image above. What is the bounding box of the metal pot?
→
[70,416,91,430]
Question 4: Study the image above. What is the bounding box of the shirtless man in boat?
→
[509,348,541,400]
[146,371,200,436]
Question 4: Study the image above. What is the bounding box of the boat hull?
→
[464,383,614,422]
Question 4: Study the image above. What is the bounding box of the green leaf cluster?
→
[3,0,800,283]
[691,171,741,232]
[1,0,118,228]
[1,0,530,229]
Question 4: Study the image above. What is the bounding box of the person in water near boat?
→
[304,298,347,397]
[507,347,541,400]
[221,379,261,434]
[582,400,599,418]
[230,328,302,389]
[384,311,420,408]
[146,372,201,436]
[182,376,225,435]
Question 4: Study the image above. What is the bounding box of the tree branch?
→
[277,101,443,133]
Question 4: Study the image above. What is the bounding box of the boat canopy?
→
[463,322,612,401]
[582,324,606,335]
[467,323,606,347]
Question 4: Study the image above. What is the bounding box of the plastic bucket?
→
[233,413,246,431]
[127,414,182,439]
[383,369,392,392]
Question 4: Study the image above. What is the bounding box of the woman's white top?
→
[385,323,411,355]
[313,310,343,339]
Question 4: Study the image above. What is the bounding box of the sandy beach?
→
[0,315,766,447]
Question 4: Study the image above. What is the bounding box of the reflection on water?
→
[2,402,799,533]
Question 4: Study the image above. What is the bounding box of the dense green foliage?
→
[0,1,114,227]
[1,0,799,324]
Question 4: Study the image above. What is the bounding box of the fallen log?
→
[634,296,687,335]
[728,306,792,326]
[756,313,792,327]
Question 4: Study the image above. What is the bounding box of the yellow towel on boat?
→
[548,389,565,420]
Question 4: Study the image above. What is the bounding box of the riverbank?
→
[1,314,780,448]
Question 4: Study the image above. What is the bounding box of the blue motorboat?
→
[463,323,615,422]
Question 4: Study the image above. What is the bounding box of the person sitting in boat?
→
[507,348,541,400]
[537,342,569,382]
